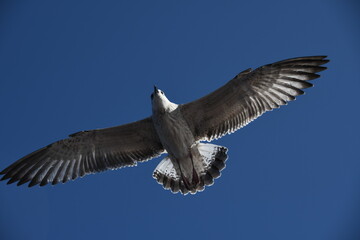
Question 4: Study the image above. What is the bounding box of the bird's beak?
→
[154,85,158,93]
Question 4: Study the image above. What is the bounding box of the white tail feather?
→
[153,143,228,195]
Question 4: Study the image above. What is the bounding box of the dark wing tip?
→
[0,173,9,181]
[304,82,314,88]
[28,179,39,187]
[39,179,49,187]
[6,178,18,185]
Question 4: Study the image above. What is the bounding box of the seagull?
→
[0,56,329,195]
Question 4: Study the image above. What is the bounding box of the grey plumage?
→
[180,56,328,142]
[0,56,329,194]
[1,118,164,186]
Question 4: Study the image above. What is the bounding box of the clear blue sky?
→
[0,1,359,240]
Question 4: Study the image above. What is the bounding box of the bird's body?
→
[0,56,329,195]
[151,88,224,193]
[152,98,191,163]
[152,104,200,191]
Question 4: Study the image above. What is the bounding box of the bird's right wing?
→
[180,56,329,141]
[0,117,164,187]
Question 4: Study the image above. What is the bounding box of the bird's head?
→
[151,86,177,113]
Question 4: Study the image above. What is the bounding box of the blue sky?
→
[0,1,359,240]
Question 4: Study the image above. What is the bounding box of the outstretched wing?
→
[180,56,329,141]
[0,117,164,187]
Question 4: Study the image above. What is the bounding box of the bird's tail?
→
[153,143,228,195]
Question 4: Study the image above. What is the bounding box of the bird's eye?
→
[160,91,164,94]
[151,93,154,100]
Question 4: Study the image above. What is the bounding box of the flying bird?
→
[0,56,329,195]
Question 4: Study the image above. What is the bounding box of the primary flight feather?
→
[0,56,329,194]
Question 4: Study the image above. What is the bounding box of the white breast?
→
[152,107,195,159]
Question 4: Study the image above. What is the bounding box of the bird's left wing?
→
[180,56,329,141]
[0,117,164,187]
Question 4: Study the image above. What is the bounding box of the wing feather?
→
[180,56,329,141]
[0,117,164,187]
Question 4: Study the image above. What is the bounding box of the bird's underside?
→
[0,56,329,195]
